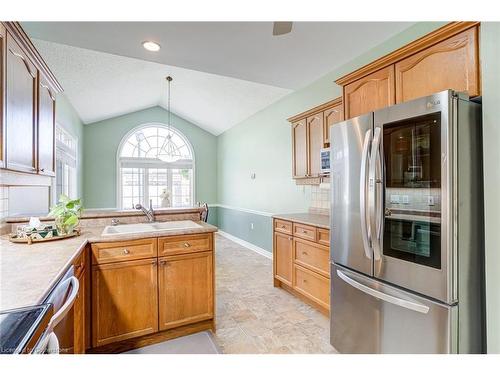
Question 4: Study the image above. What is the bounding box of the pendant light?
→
[162,76,180,162]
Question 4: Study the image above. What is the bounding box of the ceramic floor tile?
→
[213,234,337,354]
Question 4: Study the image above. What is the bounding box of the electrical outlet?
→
[427,196,435,206]
[250,223,254,230]
[402,195,409,204]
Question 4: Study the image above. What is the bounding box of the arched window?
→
[117,124,194,209]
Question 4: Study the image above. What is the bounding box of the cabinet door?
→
[37,75,56,176]
[73,266,86,354]
[307,113,323,177]
[92,258,158,347]
[344,65,395,120]
[5,33,37,173]
[0,25,5,167]
[323,103,343,145]
[158,251,213,330]
[395,27,479,103]
[292,119,307,178]
[274,231,293,286]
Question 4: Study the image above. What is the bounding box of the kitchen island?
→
[0,207,217,353]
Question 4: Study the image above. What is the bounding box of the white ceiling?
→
[25,22,414,135]
[32,39,291,134]
[24,22,413,89]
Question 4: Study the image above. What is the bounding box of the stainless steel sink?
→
[101,220,202,236]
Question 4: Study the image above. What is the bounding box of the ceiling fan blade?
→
[273,22,293,36]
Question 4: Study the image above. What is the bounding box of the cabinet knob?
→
[281,225,286,228]
[302,251,308,255]
[159,260,167,266]
[289,237,293,241]
[123,249,130,254]
[184,243,191,248]
[302,230,307,234]
[151,260,157,265]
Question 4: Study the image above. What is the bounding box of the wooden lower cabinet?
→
[73,265,86,354]
[92,258,159,347]
[274,231,293,286]
[158,251,214,330]
[273,218,331,315]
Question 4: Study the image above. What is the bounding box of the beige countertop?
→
[272,213,330,229]
[0,221,217,311]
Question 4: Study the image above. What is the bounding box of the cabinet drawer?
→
[293,264,330,310]
[293,238,329,278]
[293,223,316,242]
[274,219,292,235]
[91,238,158,265]
[158,234,212,256]
[317,228,330,247]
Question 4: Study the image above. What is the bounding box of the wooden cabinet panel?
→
[307,114,323,177]
[317,228,330,247]
[91,238,157,265]
[5,32,37,173]
[395,27,479,103]
[158,252,213,330]
[158,233,212,256]
[344,65,395,120]
[73,265,86,354]
[0,25,5,166]
[292,119,307,178]
[37,75,55,176]
[293,264,330,310]
[274,219,292,235]
[293,238,329,278]
[323,103,343,145]
[274,231,293,286]
[92,258,158,347]
[293,222,317,242]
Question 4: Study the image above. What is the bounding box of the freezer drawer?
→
[330,264,456,354]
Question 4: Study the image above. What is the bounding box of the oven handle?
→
[337,269,430,314]
[360,129,372,260]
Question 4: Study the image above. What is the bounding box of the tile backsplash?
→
[0,185,50,220]
[0,186,9,220]
[309,184,330,215]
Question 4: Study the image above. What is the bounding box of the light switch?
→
[427,196,435,206]
[390,195,400,204]
[402,195,409,204]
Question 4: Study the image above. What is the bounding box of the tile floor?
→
[213,234,336,354]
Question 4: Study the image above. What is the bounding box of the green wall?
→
[216,22,447,250]
[480,22,500,354]
[55,94,84,197]
[82,106,217,209]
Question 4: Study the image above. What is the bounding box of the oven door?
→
[372,90,455,304]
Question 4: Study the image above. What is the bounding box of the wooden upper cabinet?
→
[0,25,5,167]
[37,75,56,176]
[344,65,395,120]
[92,258,159,347]
[292,119,308,178]
[5,32,38,173]
[323,102,343,145]
[395,27,479,103]
[306,113,323,177]
[158,252,214,331]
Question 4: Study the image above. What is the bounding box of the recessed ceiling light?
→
[142,41,161,52]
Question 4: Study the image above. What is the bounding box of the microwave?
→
[320,147,330,174]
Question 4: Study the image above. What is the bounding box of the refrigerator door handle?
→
[359,129,372,259]
[337,269,430,314]
[369,127,383,261]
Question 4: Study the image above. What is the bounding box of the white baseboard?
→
[217,230,272,259]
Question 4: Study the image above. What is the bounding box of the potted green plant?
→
[49,195,83,235]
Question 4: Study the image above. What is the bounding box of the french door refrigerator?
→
[329,90,485,354]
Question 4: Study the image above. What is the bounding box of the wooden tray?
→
[9,228,81,245]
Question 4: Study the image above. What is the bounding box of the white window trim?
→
[52,123,78,205]
[115,122,196,209]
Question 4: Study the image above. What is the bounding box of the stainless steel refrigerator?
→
[329,90,485,354]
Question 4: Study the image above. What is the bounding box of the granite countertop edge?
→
[272,212,331,229]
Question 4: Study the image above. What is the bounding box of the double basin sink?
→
[101,220,202,236]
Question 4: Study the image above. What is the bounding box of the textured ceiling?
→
[24,22,413,89]
[33,39,291,134]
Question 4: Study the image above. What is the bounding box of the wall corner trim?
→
[217,230,272,259]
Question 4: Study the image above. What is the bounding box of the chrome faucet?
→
[135,199,155,222]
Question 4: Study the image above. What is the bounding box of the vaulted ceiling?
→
[24,22,413,135]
